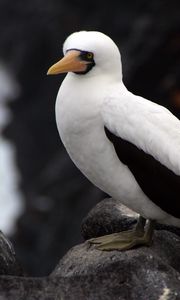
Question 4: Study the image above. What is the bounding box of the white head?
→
[47,31,122,80]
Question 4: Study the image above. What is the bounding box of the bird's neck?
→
[57,72,126,129]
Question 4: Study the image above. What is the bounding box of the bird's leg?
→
[134,215,146,236]
[88,217,155,251]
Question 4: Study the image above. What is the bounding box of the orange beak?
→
[47,50,88,75]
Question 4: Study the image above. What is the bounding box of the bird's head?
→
[47,31,122,79]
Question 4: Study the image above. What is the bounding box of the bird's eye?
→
[79,51,94,62]
[86,52,93,59]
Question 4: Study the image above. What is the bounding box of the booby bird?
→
[47,31,180,250]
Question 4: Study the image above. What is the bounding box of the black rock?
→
[0,276,52,300]
[1,208,180,299]
[52,231,180,300]
[81,198,137,240]
[2,231,180,300]
[0,231,23,276]
[51,199,180,299]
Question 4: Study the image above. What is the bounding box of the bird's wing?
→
[102,91,180,218]
[102,91,180,176]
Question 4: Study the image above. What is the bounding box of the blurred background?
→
[0,0,179,276]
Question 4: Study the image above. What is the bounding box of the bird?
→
[47,30,180,250]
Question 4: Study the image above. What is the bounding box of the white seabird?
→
[47,31,180,250]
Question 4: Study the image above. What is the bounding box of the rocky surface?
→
[1,231,180,300]
[81,198,138,240]
[0,231,23,277]
[52,233,180,300]
[54,198,180,299]
[0,199,180,299]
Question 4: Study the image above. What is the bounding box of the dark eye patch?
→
[66,48,95,75]
[79,51,94,62]
[66,48,93,61]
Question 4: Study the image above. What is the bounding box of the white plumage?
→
[49,31,180,232]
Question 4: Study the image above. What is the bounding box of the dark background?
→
[0,0,180,276]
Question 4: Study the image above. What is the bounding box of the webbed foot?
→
[89,217,155,251]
